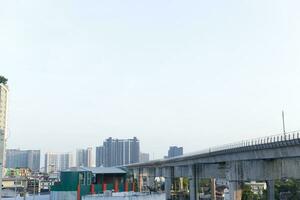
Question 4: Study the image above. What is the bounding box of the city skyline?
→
[2,0,300,160]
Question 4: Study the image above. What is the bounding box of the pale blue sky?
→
[1,0,300,159]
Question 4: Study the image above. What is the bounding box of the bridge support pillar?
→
[179,177,184,191]
[267,180,275,200]
[138,168,144,192]
[165,176,172,200]
[229,181,242,200]
[164,167,173,200]
[148,168,156,187]
[189,165,199,200]
[211,178,216,200]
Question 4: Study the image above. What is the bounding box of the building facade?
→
[95,146,104,167]
[76,148,93,167]
[139,152,150,163]
[0,82,9,195]
[5,149,40,171]
[98,137,140,167]
[59,152,73,171]
[44,153,59,173]
[167,146,183,158]
[45,152,73,173]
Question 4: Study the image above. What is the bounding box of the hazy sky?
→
[1,0,300,159]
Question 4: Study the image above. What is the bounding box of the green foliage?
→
[0,76,8,84]
[242,179,300,200]
[242,184,263,200]
[199,179,210,187]
[275,179,300,199]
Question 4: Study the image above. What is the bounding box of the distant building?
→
[139,152,150,163]
[101,137,140,167]
[45,152,73,173]
[76,148,93,167]
[167,146,183,158]
[0,82,9,193]
[5,149,41,171]
[95,146,104,167]
[59,152,73,171]
[44,153,59,173]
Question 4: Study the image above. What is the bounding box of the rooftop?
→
[62,166,127,174]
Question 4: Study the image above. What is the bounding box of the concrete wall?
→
[5,195,49,200]
[50,191,77,200]
[83,193,165,200]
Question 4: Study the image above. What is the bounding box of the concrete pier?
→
[229,181,242,200]
[188,165,199,200]
[210,178,216,200]
[267,180,275,200]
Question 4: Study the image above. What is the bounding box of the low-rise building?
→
[50,167,134,200]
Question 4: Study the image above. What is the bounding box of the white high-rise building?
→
[45,152,74,173]
[0,80,9,196]
[44,153,59,173]
[139,152,150,163]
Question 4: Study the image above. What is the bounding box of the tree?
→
[275,179,300,199]
[242,184,264,200]
[0,76,8,84]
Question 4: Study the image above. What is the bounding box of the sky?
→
[1,0,300,160]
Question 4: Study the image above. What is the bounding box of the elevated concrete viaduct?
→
[126,131,300,200]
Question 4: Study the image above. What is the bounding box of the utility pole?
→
[282,110,286,135]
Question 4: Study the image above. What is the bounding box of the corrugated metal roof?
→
[87,167,127,174]
[62,167,90,172]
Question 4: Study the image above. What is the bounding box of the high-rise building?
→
[101,137,140,167]
[27,150,40,171]
[95,146,104,167]
[76,148,92,167]
[59,152,73,171]
[139,152,150,163]
[5,149,40,171]
[44,152,73,173]
[44,153,59,173]
[0,80,8,194]
[167,146,183,158]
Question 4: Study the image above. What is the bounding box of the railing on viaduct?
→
[128,130,300,167]
[191,130,300,156]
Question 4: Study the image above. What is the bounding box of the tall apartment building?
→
[139,152,150,163]
[44,153,59,173]
[5,149,40,171]
[44,152,73,173]
[97,137,140,167]
[59,152,73,171]
[0,80,8,194]
[76,148,92,167]
[167,146,183,158]
[95,146,104,167]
